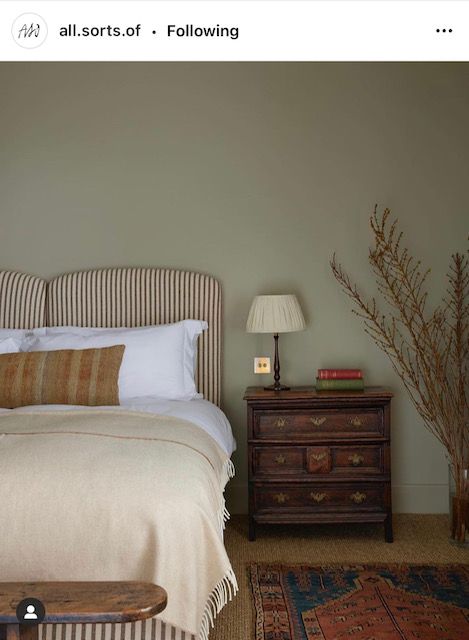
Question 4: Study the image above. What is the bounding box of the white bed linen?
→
[30,321,207,402]
[0,408,237,639]
[0,398,236,456]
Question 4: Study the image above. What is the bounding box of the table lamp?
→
[246,294,305,391]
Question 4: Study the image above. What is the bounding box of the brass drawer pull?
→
[350,491,367,504]
[348,454,364,466]
[273,492,289,504]
[275,417,288,428]
[310,417,326,426]
[311,492,327,503]
[311,452,327,462]
[350,416,364,427]
[275,455,287,465]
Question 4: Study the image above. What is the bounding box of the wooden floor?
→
[212,514,469,640]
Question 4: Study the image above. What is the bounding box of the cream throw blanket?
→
[0,410,237,639]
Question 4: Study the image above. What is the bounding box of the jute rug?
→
[249,563,469,639]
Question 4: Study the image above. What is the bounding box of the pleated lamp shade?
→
[246,294,305,334]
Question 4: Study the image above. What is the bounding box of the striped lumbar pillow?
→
[0,345,125,408]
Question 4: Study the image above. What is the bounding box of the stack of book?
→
[315,368,364,391]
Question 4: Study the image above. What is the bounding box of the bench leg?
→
[20,627,38,640]
[5,625,20,640]
[3,625,38,640]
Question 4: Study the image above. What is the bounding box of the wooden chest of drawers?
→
[245,386,393,542]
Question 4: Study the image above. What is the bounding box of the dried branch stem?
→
[331,208,468,536]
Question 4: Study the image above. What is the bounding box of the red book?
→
[317,369,363,379]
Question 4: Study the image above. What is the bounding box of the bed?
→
[0,268,237,640]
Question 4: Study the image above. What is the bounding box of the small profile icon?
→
[11,13,48,49]
[24,604,38,620]
[16,598,46,625]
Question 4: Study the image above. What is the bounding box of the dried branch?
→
[331,208,469,501]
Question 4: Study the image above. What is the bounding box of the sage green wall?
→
[1,63,467,513]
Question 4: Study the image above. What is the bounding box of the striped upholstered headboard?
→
[0,271,47,329]
[0,268,222,406]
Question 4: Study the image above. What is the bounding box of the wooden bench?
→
[0,582,167,640]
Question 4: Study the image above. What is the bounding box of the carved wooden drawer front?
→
[331,445,383,474]
[306,446,331,474]
[254,409,383,440]
[252,444,384,477]
[253,447,305,476]
[254,484,384,512]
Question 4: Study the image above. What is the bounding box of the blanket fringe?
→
[216,458,236,536]
[207,457,237,638]
[225,458,236,480]
[198,567,238,640]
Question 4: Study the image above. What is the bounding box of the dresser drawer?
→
[254,409,383,440]
[330,445,383,474]
[252,447,305,476]
[252,444,384,477]
[254,483,385,512]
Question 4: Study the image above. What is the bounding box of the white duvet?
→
[0,398,236,456]
[0,406,237,640]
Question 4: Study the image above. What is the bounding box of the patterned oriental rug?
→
[249,563,469,640]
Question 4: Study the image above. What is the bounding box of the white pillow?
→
[0,337,22,354]
[0,328,46,351]
[31,321,207,401]
[0,329,29,339]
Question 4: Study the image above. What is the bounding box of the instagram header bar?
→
[1,1,468,61]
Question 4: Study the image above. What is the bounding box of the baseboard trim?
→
[225,482,449,515]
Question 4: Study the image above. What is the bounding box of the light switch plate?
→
[254,356,271,374]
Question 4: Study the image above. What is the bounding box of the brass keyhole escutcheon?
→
[275,455,286,465]
[311,492,327,503]
[273,492,289,504]
[275,417,288,428]
[349,453,364,466]
[310,417,326,426]
[350,491,366,504]
[311,452,327,462]
[350,416,364,427]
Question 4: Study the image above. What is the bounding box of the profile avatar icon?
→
[16,598,46,625]
[24,604,38,620]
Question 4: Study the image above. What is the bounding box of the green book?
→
[315,377,365,391]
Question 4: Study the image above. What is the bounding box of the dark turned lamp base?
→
[265,333,290,391]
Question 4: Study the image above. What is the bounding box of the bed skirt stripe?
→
[39,620,196,640]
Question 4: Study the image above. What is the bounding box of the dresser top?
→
[244,386,393,401]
